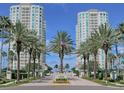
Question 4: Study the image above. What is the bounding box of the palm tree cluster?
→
[0,16,11,75]
[77,23,124,80]
[0,16,45,82]
[54,63,70,72]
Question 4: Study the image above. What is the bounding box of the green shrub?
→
[0,79,11,84]
[94,79,107,85]
[43,70,50,76]
[108,79,115,82]
[12,73,27,79]
[56,78,68,81]
[116,75,123,81]
[98,73,103,80]
[75,70,79,76]
[119,80,124,84]
[90,74,94,78]
[54,78,69,83]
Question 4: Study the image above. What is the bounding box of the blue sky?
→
[1,3,124,68]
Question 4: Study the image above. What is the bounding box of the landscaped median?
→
[53,73,70,84]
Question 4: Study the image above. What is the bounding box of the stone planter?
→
[53,73,69,83]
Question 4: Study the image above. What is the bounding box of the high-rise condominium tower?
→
[10,3,46,70]
[76,9,108,69]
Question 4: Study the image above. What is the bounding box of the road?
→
[0,73,124,90]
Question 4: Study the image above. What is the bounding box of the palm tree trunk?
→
[33,57,36,78]
[112,59,114,70]
[7,42,10,71]
[17,41,21,82]
[83,57,86,77]
[94,54,97,79]
[60,46,64,73]
[105,50,108,80]
[118,57,120,76]
[87,56,90,77]
[17,50,20,82]
[115,44,120,75]
[28,50,32,79]
[11,58,13,71]
[38,56,40,78]
[32,49,36,79]
[60,57,63,73]
[110,59,112,71]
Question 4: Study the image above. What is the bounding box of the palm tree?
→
[118,23,124,46]
[0,16,11,74]
[118,23,124,34]
[36,42,45,78]
[89,33,101,79]
[85,39,94,78]
[65,63,70,72]
[77,39,94,78]
[31,41,44,78]
[49,31,74,73]
[117,23,124,65]
[32,47,36,78]
[23,31,38,79]
[54,64,58,72]
[1,21,33,81]
[77,42,88,77]
[108,52,116,71]
[95,23,114,80]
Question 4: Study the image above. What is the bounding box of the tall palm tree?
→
[1,21,32,81]
[54,64,58,72]
[88,33,101,79]
[77,42,88,77]
[32,47,37,78]
[65,63,70,72]
[0,16,11,74]
[95,23,114,80]
[22,31,38,79]
[84,40,91,77]
[31,41,44,78]
[36,42,45,78]
[77,39,94,78]
[117,23,124,65]
[108,52,116,71]
[49,31,74,73]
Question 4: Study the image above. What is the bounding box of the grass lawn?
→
[84,77,124,87]
[0,77,39,88]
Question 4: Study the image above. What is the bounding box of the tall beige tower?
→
[10,3,46,70]
[76,9,108,69]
